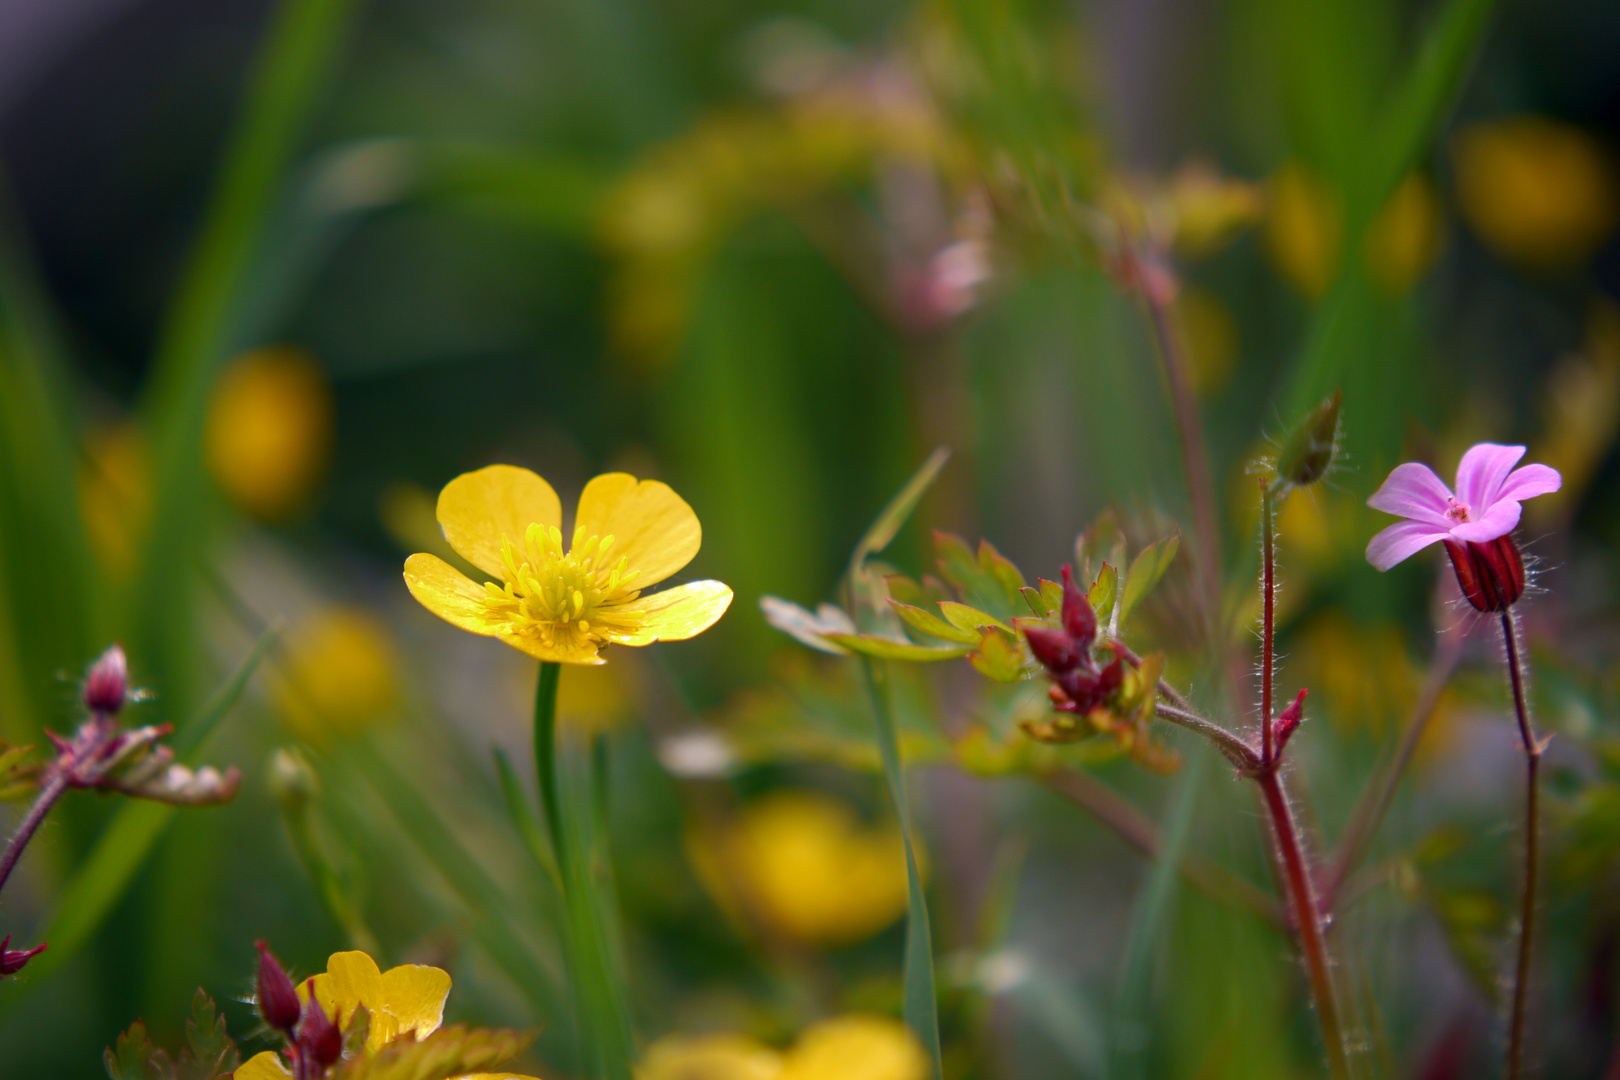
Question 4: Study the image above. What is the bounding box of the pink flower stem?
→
[1140,281,1222,641]
[1500,609,1540,1080]
[0,774,68,900]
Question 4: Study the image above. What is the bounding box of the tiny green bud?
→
[268,746,319,810]
[1273,388,1342,492]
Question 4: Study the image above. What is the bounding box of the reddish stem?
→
[1261,481,1276,765]
[0,774,68,899]
[1501,609,1540,1080]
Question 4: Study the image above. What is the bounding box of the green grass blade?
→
[862,658,943,1078]
[494,747,560,887]
[4,628,276,988]
[849,446,951,579]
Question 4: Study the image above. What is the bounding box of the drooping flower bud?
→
[255,940,302,1035]
[1444,535,1525,612]
[1059,565,1097,648]
[1272,688,1308,750]
[0,934,47,977]
[83,645,129,716]
[1273,388,1342,492]
[298,991,343,1072]
[1023,626,1082,674]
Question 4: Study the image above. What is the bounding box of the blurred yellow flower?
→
[79,419,150,576]
[1452,116,1618,271]
[692,790,910,947]
[1171,286,1237,397]
[1364,173,1445,295]
[637,1033,785,1080]
[1265,163,1341,299]
[404,466,733,665]
[637,1016,925,1080]
[205,345,333,519]
[237,950,538,1079]
[779,1016,927,1080]
[276,609,400,742]
[1531,301,1620,511]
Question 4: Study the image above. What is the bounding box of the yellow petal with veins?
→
[495,630,611,665]
[573,473,700,587]
[438,465,561,579]
[605,580,733,645]
[236,1051,291,1080]
[377,962,452,1041]
[405,553,502,636]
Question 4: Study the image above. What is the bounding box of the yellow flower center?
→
[483,524,645,651]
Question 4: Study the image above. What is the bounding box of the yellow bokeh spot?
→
[779,1016,928,1080]
[1452,116,1618,271]
[1531,301,1620,511]
[79,420,150,577]
[691,790,911,948]
[1364,173,1445,296]
[276,609,400,742]
[1172,286,1238,397]
[1265,163,1341,299]
[637,1033,785,1080]
[205,345,333,519]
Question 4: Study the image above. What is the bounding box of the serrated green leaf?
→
[1075,511,1122,580]
[890,602,978,644]
[337,1024,535,1080]
[935,534,1021,620]
[970,628,1025,683]
[938,601,1009,636]
[823,634,974,662]
[1120,534,1179,623]
[104,1021,164,1080]
[1038,578,1063,613]
[180,990,240,1080]
[1088,564,1117,622]
[1019,586,1048,617]
[977,539,1028,610]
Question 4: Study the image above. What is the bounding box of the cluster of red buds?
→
[1444,535,1526,613]
[257,941,343,1077]
[1023,565,1125,714]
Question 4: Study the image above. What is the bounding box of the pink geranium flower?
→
[1365,443,1561,572]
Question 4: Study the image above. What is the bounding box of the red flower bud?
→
[1273,688,1308,750]
[1444,536,1525,613]
[1059,565,1097,648]
[1094,657,1124,699]
[0,934,47,976]
[299,992,343,1072]
[1024,625,1082,674]
[83,645,128,716]
[255,940,302,1035]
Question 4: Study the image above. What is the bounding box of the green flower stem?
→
[533,661,634,1080]
[1501,610,1541,1080]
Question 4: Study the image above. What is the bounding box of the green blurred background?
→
[1,0,1619,1074]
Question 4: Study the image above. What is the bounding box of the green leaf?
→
[104,1021,164,1080]
[338,1024,535,1080]
[493,747,560,887]
[851,447,952,573]
[1019,586,1048,617]
[1120,534,1179,624]
[889,601,978,644]
[970,628,1025,684]
[938,601,1010,636]
[978,539,1028,611]
[860,660,943,1079]
[934,534,1022,621]
[180,990,240,1080]
[823,634,974,662]
[1088,563,1117,622]
[1038,578,1064,614]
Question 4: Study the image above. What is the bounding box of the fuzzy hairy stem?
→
[1261,482,1276,765]
[1154,702,1260,771]
[1501,609,1540,1080]
[0,774,68,899]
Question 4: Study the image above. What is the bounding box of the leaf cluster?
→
[104,991,240,1080]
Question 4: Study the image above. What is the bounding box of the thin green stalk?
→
[1501,610,1541,1080]
[533,662,634,1080]
[861,658,943,1078]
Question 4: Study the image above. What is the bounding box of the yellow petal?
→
[493,631,609,665]
[573,473,700,586]
[379,963,452,1041]
[606,581,732,646]
[236,1051,292,1080]
[405,553,504,637]
[437,465,561,579]
[455,1075,546,1079]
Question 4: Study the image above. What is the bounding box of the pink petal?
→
[1495,463,1562,504]
[1366,519,1450,571]
[1454,443,1525,510]
[1367,463,1453,525]
[1449,498,1521,543]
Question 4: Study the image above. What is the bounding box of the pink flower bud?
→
[1024,625,1082,674]
[83,645,129,716]
[298,992,343,1071]
[0,934,46,976]
[255,940,302,1035]
[1444,535,1525,613]
[1273,688,1308,750]
[1059,565,1097,648]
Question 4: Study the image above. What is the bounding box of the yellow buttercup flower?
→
[237,950,538,1079]
[404,466,733,665]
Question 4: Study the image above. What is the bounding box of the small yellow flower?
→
[237,950,538,1079]
[205,345,334,519]
[276,609,401,742]
[1265,163,1341,299]
[404,466,733,665]
[691,791,910,947]
[637,1033,785,1080]
[779,1016,928,1080]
